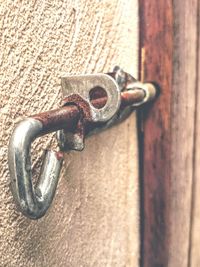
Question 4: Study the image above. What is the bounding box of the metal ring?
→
[126,81,157,107]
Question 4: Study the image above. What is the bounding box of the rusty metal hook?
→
[8,67,157,219]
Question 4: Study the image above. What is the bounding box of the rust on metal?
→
[120,89,145,107]
[32,89,147,136]
[8,67,157,220]
[32,104,80,134]
[56,151,64,161]
[63,94,92,122]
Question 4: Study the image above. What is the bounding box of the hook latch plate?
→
[61,74,121,122]
[58,73,122,151]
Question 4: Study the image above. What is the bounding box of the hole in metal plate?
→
[89,86,108,109]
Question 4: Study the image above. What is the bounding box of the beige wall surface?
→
[0,1,139,266]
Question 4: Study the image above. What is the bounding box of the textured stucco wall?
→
[0,1,139,266]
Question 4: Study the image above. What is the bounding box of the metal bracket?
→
[61,74,121,122]
[57,73,121,151]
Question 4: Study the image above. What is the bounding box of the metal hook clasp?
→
[8,67,157,219]
[8,118,64,219]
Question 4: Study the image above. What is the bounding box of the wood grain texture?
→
[0,1,139,266]
[139,1,173,266]
[169,0,199,266]
[190,1,200,266]
[140,0,199,266]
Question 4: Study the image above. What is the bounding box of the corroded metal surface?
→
[8,68,157,219]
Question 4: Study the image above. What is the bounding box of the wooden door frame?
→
[139,0,200,266]
[139,1,173,266]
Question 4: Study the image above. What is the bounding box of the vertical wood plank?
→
[139,1,173,266]
[170,0,199,266]
[139,0,199,266]
[190,1,200,266]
